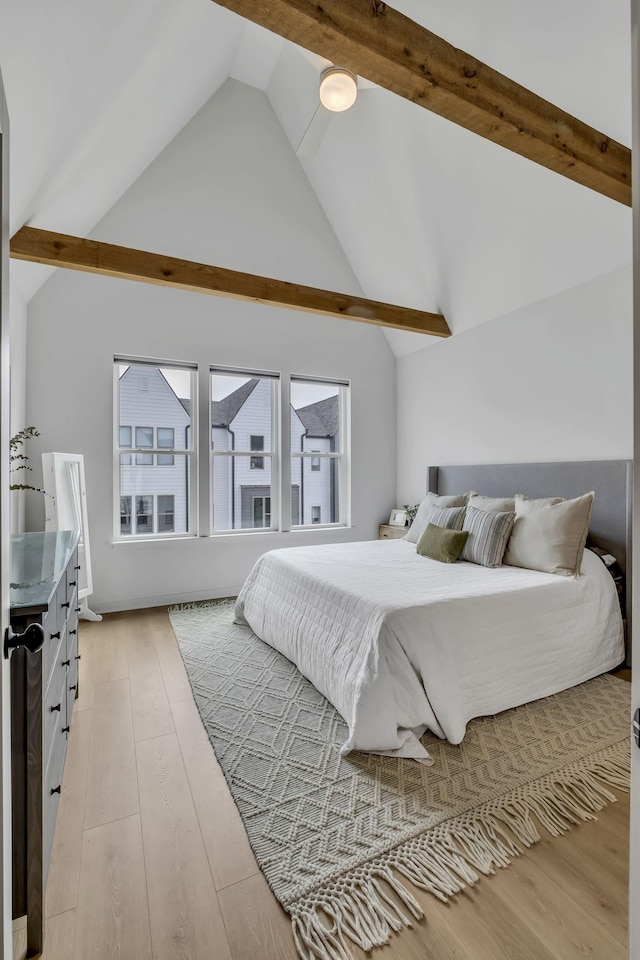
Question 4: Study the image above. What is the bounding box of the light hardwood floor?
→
[21,607,629,960]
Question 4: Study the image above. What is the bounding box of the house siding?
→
[119,365,191,534]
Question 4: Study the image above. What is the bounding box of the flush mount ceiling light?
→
[319,67,358,112]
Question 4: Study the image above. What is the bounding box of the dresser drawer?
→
[66,656,78,725]
[43,717,67,887]
[42,607,64,699]
[43,665,67,777]
[66,554,80,603]
[378,524,408,540]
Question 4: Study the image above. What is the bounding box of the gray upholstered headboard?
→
[428,459,632,639]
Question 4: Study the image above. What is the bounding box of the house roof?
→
[181,378,260,427]
[211,379,259,427]
[180,379,339,435]
[296,395,339,438]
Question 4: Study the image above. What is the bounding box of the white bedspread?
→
[234,540,624,763]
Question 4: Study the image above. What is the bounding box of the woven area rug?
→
[168,599,631,960]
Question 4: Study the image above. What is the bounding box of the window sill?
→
[111,533,197,545]
[112,526,354,543]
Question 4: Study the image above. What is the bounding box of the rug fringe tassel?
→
[168,598,234,613]
[288,744,630,960]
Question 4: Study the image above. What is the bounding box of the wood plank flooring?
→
[32,607,630,960]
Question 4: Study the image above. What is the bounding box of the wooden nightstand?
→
[378,524,408,540]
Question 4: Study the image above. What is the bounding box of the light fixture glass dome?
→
[319,67,358,112]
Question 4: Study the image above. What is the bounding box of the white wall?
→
[24,79,396,611]
[9,275,27,532]
[397,265,633,504]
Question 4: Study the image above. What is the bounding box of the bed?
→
[235,460,629,764]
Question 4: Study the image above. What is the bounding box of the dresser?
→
[10,530,81,957]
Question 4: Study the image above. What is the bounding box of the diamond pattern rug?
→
[169,599,630,960]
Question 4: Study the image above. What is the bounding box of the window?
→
[115,359,196,538]
[120,426,132,465]
[136,495,153,532]
[120,496,132,535]
[157,495,175,533]
[157,428,175,466]
[135,426,154,465]
[250,435,264,470]
[253,496,271,528]
[211,370,278,531]
[291,377,348,527]
[115,361,348,538]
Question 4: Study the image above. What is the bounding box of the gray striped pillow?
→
[427,505,466,532]
[460,507,515,567]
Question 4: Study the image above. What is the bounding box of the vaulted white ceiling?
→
[0,0,632,355]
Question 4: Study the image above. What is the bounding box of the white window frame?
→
[290,375,350,530]
[210,367,280,535]
[113,357,198,541]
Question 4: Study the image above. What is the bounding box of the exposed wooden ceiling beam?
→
[212,0,631,207]
[10,226,450,337]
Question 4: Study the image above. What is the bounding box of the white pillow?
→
[467,493,516,513]
[503,492,595,576]
[404,492,468,543]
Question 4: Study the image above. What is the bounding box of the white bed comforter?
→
[234,540,624,763]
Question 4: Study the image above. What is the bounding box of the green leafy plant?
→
[10,426,46,494]
[403,503,420,525]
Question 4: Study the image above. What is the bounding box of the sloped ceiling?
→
[0,0,632,355]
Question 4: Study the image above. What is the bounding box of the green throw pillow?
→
[417,523,469,563]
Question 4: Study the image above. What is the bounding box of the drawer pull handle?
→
[51,631,61,640]
[69,684,77,692]
[50,785,61,796]
[69,581,77,587]
[75,607,81,614]
[61,602,70,609]
[61,659,70,667]
[50,703,61,713]
[75,654,81,660]
[74,565,81,571]
[62,726,70,734]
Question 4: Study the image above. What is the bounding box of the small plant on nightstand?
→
[403,504,419,527]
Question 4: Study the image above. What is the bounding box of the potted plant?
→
[10,426,46,494]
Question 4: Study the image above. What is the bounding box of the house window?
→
[136,495,154,532]
[135,426,154,465]
[290,377,349,527]
[157,495,175,533]
[253,496,271,528]
[211,369,278,531]
[120,497,132,535]
[120,426,132,465]
[115,359,196,538]
[157,428,175,465]
[250,435,264,470]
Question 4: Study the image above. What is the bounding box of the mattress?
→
[234,539,624,763]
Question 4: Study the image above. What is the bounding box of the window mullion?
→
[280,376,291,532]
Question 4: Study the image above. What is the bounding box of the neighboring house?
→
[295,395,341,527]
[119,367,339,534]
[119,365,191,536]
